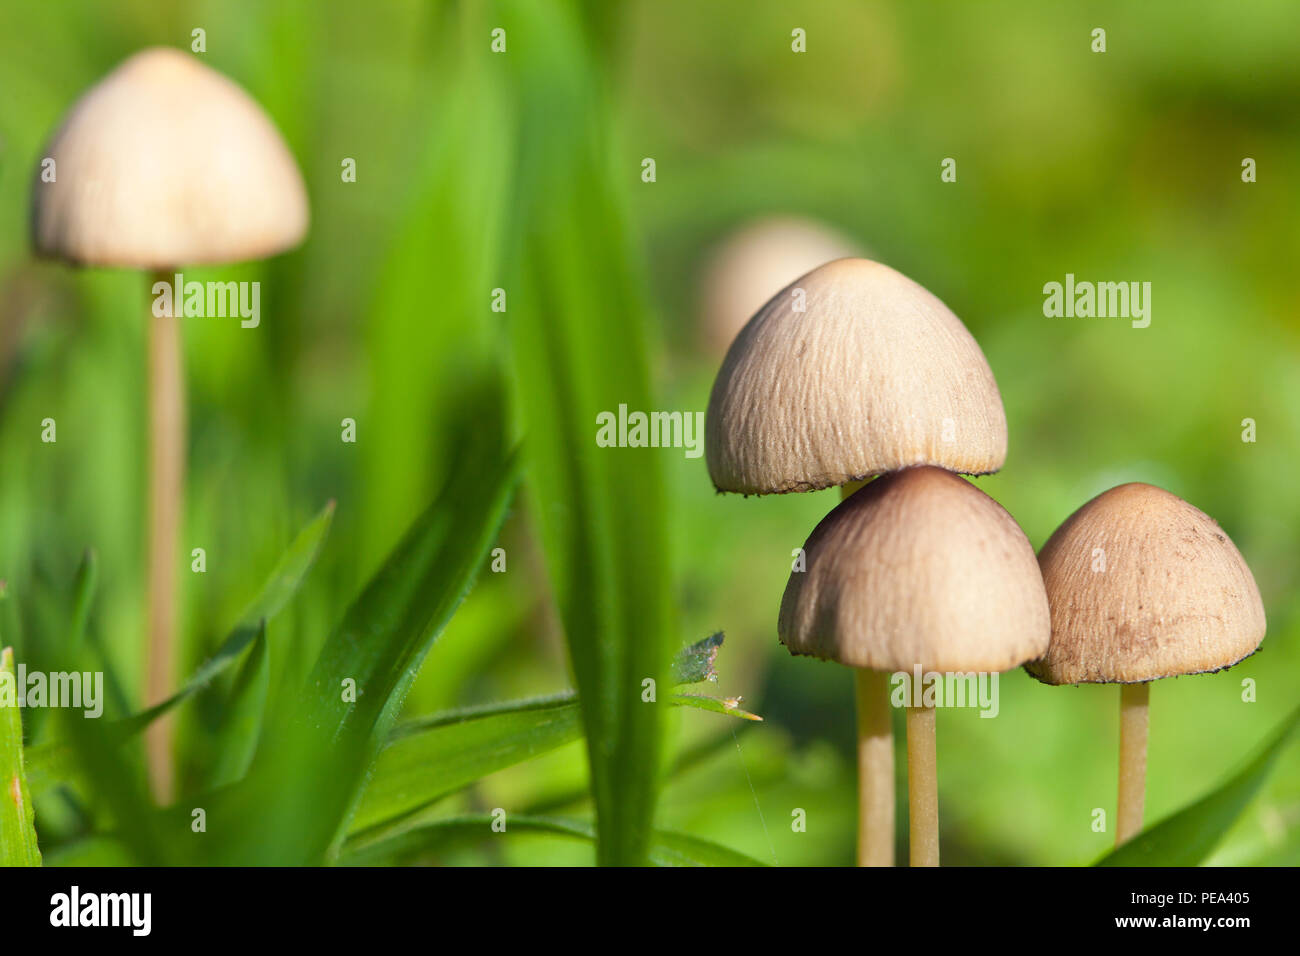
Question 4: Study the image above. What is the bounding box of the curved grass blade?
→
[342,812,766,867]
[119,501,334,735]
[0,647,41,865]
[201,397,518,865]
[351,692,581,834]
[1096,703,1300,866]
[203,624,270,789]
[350,637,758,834]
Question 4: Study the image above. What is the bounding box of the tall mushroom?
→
[31,47,309,800]
[705,257,1009,865]
[779,466,1049,865]
[1027,483,1266,846]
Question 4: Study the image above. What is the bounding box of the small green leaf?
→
[672,632,724,684]
[342,812,766,867]
[351,693,581,834]
[0,647,42,866]
[1096,703,1300,866]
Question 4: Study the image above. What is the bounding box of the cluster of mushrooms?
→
[704,258,1266,865]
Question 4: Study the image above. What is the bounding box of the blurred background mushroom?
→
[698,216,863,359]
[30,46,308,800]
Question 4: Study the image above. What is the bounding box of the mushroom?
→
[699,216,862,358]
[779,466,1049,865]
[31,47,309,800]
[705,257,1010,865]
[1027,482,1266,846]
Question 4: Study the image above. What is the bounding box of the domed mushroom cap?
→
[31,47,308,268]
[779,466,1049,672]
[1027,483,1266,685]
[705,258,1007,495]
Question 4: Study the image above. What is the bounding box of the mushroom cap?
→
[705,258,1007,495]
[700,217,862,357]
[779,466,1050,672]
[1026,483,1266,685]
[31,47,308,268]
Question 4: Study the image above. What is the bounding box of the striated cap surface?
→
[779,466,1049,672]
[1027,483,1266,684]
[706,258,1007,495]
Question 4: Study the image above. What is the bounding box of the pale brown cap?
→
[779,466,1049,672]
[31,47,308,268]
[1027,483,1266,685]
[705,258,1007,495]
[699,217,862,357]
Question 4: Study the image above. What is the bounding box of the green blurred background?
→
[1,0,1297,865]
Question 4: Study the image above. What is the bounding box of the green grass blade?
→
[119,501,334,734]
[351,637,754,834]
[202,397,517,864]
[502,0,673,866]
[0,647,41,865]
[65,550,97,659]
[350,693,582,834]
[342,812,766,867]
[1096,703,1300,866]
[203,623,270,789]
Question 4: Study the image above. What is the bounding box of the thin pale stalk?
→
[854,668,894,866]
[145,270,185,803]
[906,703,939,866]
[1116,681,1150,846]
[840,479,895,866]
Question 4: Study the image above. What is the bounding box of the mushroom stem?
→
[1116,681,1150,845]
[854,668,895,866]
[841,479,895,867]
[906,702,939,866]
[144,269,185,803]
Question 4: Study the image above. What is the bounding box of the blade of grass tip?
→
[200,387,517,864]
[502,0,673,866]
[670,694,763,721]
[0,647,41,865]
[203,623,270,789]
[118,501,335,736]
[1097,702,1300,866]
[65,550,98,659]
